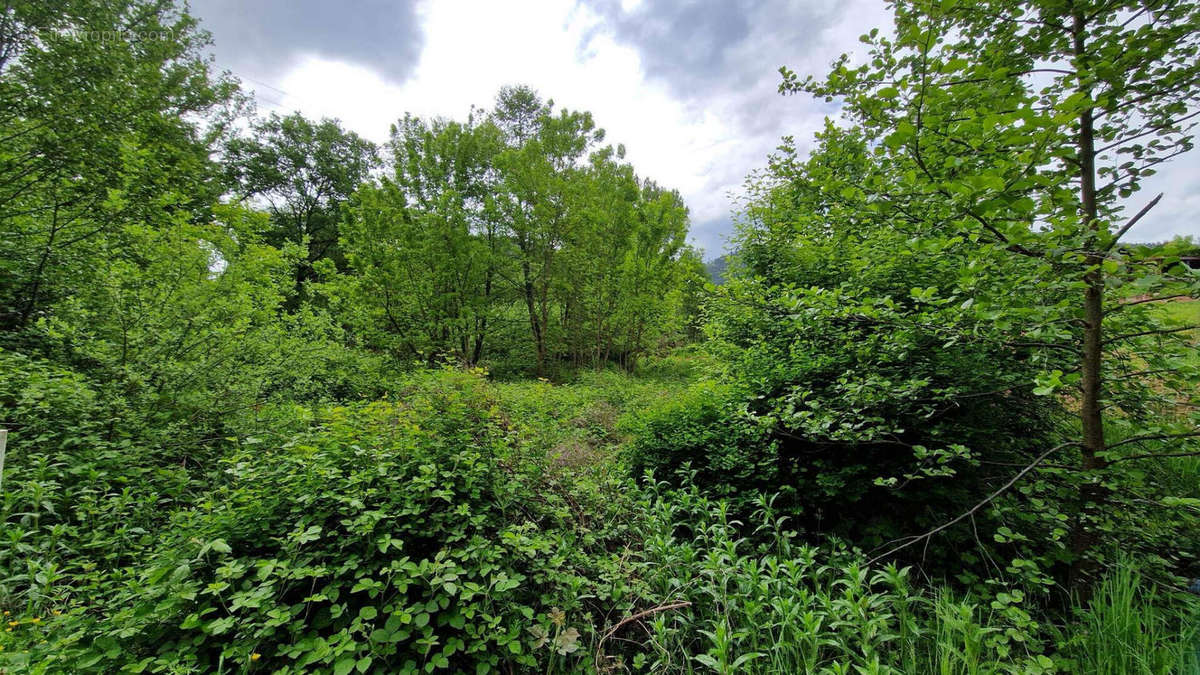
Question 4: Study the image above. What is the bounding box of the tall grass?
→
[1058,564,1199,675]
[621,480,1199,674]
[624,481,1052,674]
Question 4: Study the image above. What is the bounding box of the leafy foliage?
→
[330,87,700,374]
[2,0,1200,672]
[224,112,379,302]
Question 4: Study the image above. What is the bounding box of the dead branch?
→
[866,442,1081,566]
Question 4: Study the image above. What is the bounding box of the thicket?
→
[2,0,1199,673]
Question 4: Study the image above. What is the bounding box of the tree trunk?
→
[522,259,544,376]
[1070,9,1107,592]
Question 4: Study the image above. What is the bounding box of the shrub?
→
[3,371,633,673]
[622,383,781,509]
[0,350,203,610]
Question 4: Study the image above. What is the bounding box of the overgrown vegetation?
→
[2,0,1199,672]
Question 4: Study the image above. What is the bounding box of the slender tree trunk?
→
[1070,10,1107,592]
[522,258,544,376]
[19,200,60,328]
[471,319,486,366]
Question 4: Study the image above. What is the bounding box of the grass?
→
[1158,298,1200,328]
[491,367,697,477]
[1157,298,1200,368]
[1058,564,1200,675]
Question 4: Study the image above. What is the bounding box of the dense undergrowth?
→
[3,0,1200,672]
[2,364,1196,673]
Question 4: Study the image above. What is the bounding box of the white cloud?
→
[248,0,753,252]
[229,0,1197,253]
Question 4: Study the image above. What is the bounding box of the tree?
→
[223,112,378,304]
[782,0,1200,587]
[698,124,1063,556]
[0,0,239,334]
[335,112,501,365]
[611,180,690,369]
[489,86,605,375]
[331,87,696,373]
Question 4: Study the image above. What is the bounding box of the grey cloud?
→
[579,0,883,249]
[187,0,423,84]
[1128,151,1200,244]
[690,215,737,258]
[581,1,835,101]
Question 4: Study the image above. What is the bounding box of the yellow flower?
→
[6,621,17,627]
[251,653,261,661]
[52,610,61,616]
[30,617,41,624]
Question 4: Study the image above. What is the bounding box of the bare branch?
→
[1104,325,1197,344]
[1116,294,1192,307]
[1103,192,1162,252]
[1107,450,1200,465]
[866,442,1081,566]
[1096,110,1200,154]
[594,601,692,668]
[1008,340,1078,353]
[1105,431,1200,452]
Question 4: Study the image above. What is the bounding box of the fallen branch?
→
[867,442,1081,566]
[594,601,691,670]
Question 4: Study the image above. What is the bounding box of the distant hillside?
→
[705,255,730,284]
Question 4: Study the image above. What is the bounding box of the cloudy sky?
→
[189,0,1197,256]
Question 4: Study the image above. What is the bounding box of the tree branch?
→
[1105,431,1200,452]
[866,442,1081,566]
[1116,294,1192,307]
[1104,325,1196,344]
[1107,450,1200,465]
[1103,192,1162,252]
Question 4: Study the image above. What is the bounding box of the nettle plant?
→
[774,0,1200,587]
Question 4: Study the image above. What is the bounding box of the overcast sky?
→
[190,0,1198,256]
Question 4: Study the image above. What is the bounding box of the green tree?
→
[489,86,605,375]
[223,112,378,304]
[611,180,690,369]
[331,86,696,374]
[691,123,1063,553]
[335,112,501,365]
[779,0,1200,586]
[0,0,238,333]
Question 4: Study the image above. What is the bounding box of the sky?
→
[189,0,1198,256]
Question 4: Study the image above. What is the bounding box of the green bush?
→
[622,383,781,508]
[2,371,634,673]
[0,350,205,610]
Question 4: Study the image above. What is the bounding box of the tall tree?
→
[489,86,604,375]
[223,112,378,303]
[333,87,696,373]
[785,0,1200,586]
[337,113,501,365]
[0,0,238,334]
